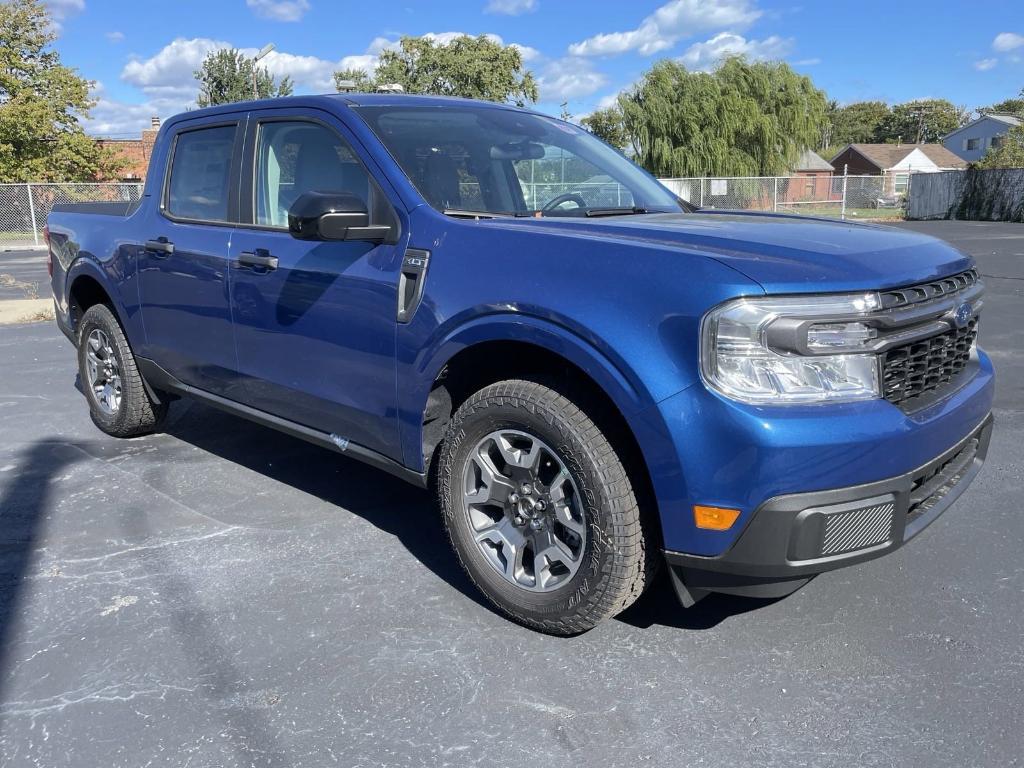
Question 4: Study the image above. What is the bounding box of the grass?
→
[779,205,905,221]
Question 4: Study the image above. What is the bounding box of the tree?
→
[581,106,629,149]
[335,35,538,106]
[980,94,1024,117]
[976,124,1024,168]
[0,0,123,181]
[822,100,891,154]
[332,68,373,92]
[618,57,828,177]
[195,48,293,108]
[873,99,968,144]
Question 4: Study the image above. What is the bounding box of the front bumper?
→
[664,413,993,602]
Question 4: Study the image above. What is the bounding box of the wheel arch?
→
[405,315,680,546]
[65,260,125,337]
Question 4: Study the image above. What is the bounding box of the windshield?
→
[353,105,681,217]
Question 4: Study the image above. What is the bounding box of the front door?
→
[137,117,243,397]
[227,111,407,460]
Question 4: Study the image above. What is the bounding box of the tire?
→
[437,379,653,635]
[77,303,167,438]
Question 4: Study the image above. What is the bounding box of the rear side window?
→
[165,125,236,222]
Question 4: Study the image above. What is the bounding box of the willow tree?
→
[618,57,828,177]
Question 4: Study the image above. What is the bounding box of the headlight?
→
[701,294,882,404]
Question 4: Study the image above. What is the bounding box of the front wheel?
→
[437,379,653,634]
[77,304,167,438]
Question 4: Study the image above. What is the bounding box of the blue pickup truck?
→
[47,94,994,634]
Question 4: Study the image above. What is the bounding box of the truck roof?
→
[164,93,539,125]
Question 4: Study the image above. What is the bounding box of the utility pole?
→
[253,43,275,100]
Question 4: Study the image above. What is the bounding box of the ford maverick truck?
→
[46,94,994,634]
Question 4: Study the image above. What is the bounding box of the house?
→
[943,113,1022,163]
[829,143,966,195]
[94,117,162,182]
[784,149,834,203]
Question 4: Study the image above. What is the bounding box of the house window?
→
[991,136,1003,149]
[893,173,910,195]
[966,138,981,151]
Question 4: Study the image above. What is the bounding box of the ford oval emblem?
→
[953,301,972,328]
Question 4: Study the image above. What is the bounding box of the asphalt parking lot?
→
[1,220,1022,767]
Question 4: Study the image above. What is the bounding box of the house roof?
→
[942,112,1022,141]
[831,143,967,171]
[985,113,1023,127]
[793,148,834,171]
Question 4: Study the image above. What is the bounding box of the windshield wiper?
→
[442,209,517,219]
[583,206,653,217]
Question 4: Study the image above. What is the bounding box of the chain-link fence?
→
[660,174,900,220]
[0,183,144,248]
[1,175,910,250]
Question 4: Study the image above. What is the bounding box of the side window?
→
[165,125,236,222]
[254,121,373,228]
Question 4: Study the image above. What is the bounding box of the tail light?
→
[43,225,52,277]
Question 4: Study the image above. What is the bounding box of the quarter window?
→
[254,121,373,228]
[165,125,236,222]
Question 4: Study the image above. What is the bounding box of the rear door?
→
[227,108,408,461]
[137,114,244,397]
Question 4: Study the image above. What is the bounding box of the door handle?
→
[145,238,174,257]
[236,249,278,271]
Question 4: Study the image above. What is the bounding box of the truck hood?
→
[487,211,972,294]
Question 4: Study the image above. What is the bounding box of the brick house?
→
[829,143,966,196]
[783,149,835,204]
[95,117,162,182]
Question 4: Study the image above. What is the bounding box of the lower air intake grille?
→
[820,501,896,556]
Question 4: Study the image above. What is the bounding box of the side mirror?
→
[287,191,392,243]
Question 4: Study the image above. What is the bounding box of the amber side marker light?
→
[693,505,741,531]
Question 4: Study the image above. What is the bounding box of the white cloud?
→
[510,43,541,62]
[792,57,820,66]
[44,0,84,31]
[246,0,310,22]
[992,32,1024,52]
[596,92,621,109]
[92,31,540,135]
[678,32,792,71]
[105,31,125,43]
[537,58,607,101]
[568,0,761,57]
[45,0,84,19]
[974,57,998,71]
[485,0,537,14]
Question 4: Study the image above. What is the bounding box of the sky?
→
[41,0,1024,137]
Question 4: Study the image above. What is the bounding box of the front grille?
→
[881,318,978,407]
[879,268,980,309]
[906,436,980,525]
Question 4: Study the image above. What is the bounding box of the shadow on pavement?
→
[0,443,78,704]
[162,400,493,614]
[616,572,781,631]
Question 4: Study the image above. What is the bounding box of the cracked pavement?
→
[1,221,1022,767]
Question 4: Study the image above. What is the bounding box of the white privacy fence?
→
[1,175,907,249]
[0,183,144,248]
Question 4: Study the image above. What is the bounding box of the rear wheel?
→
[77,304,167,438]
[437,379,653,634]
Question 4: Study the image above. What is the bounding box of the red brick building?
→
[95,117,162,182]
